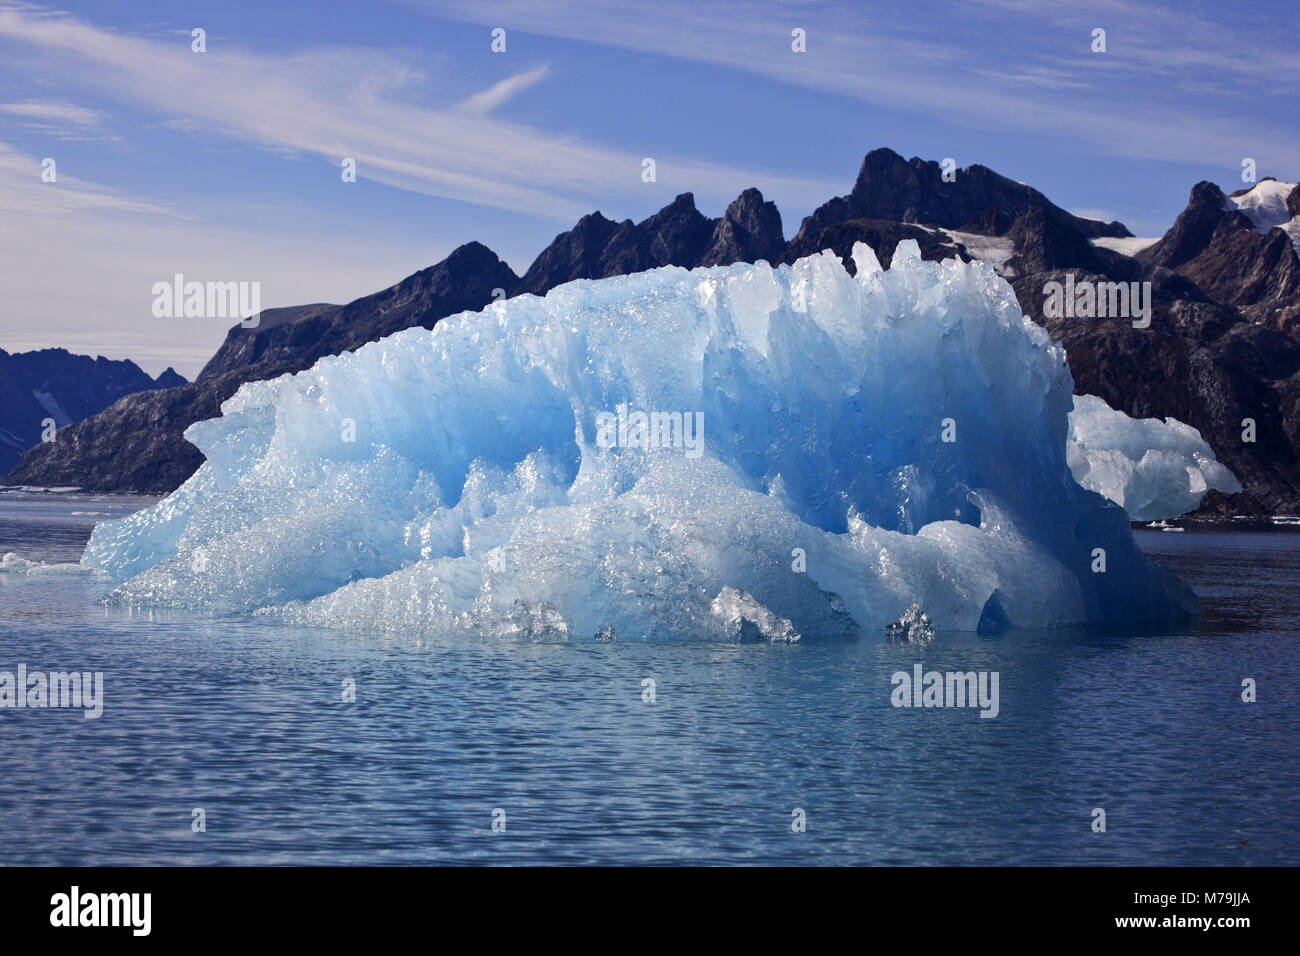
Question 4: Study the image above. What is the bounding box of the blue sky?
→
[1,0,1295,377]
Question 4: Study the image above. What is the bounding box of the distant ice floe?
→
[83,243,1207,639]
[0,486,85,494]
[1067,394,1241,522]
[1,553,103,576]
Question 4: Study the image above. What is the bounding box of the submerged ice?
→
[83,241,1213,638]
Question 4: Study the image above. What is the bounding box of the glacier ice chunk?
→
[83,243,1201,637]
[1,552,103,577]
[886,602,935,644]
[1067,394,1241,521]
[710,586,800,643]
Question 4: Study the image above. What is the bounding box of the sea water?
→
[1,491,1295,865]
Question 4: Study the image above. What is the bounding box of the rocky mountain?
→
[1003,177,1300,518]
[789,148,1132,247]
[4,190,792,495]
[0,348,184,478]
[515,188,784,293]
[8,243,519,493]
[197,242,518,381]
[1137,178,1300,328]
[771,155,1300,518]
[7,148,1299,519]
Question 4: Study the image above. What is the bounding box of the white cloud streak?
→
[0,99,107,126]
[458,64,551,115]
[418,0,1300,170]
[0,3,837,220]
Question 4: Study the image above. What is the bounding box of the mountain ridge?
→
[7,148,1298,518]
[0,348,185,478]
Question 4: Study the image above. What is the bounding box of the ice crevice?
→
[82,241,1230,639]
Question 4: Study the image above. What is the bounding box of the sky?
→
[0,0,1295,378]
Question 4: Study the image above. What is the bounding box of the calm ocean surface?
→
[1,490,1296,865]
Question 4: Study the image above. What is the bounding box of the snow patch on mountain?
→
[31,388,71,426]
[940,229,1017,275]
[1225,180,1300,254]
[1090,236,1160,257]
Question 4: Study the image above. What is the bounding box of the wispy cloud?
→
[0,3,837,220]
[0,98,118,140]
[0,139,177,216]
[458,64,551,115]
[418,0,1300,170]
[963,0,1300,85]
[0,99,105,126]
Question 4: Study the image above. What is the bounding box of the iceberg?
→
[84,241,1203,639]
[1067,394,1241,521]
[1,552,103,576]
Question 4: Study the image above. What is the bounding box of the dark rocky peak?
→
[638,191,698,222]
[849,146,910,194]
[0,347,173,477]
[402,241,515,298]
[1139,181,1235,270]
[699,188,784,266]
[332,240,519,346]
[1192,180,1230,205]
[10,348,161,400]
[1139,181,1300,322]
[1186,224,1300,318]
[540,210,622,259]
[154,367,187,389]
[519,191,772,294]
[637,193,714,267]
[561,210,622,247]
[816,147,1131,241]
[438,239,508,273]
[199,242,518,382]
[373,241,513,312]
[518,211,633,294]
[1288,183,1300,218]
